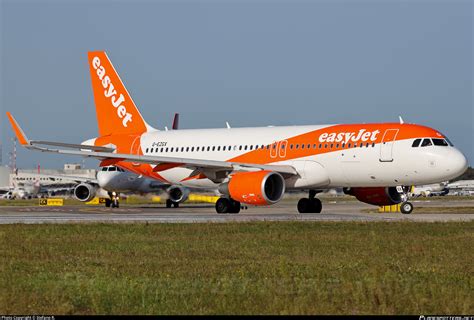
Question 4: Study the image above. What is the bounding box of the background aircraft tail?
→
[88,51,154,136]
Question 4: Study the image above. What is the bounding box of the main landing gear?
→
[297,190,322,213]
[215,198,241,214]
[166,199,179,208]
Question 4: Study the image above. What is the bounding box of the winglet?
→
[6,112,30,145]
[398,115,404,124]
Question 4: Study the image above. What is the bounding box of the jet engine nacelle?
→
[219,171,285,206]
[74,183,97,202]
[343,186,403,206]
[167,186,190,203]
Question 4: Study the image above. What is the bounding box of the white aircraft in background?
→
[410,182,449,197]
[0,184,40,199]
[446,180,474,196]
[71,165,189,208]
[0,174,60,199]
[7,51,468,214]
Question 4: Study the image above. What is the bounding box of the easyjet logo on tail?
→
[319,129,380,144]
[92,56,132,127]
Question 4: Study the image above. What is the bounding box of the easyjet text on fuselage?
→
[319,129,380,144]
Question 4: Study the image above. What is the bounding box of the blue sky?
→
[1,0,472,169]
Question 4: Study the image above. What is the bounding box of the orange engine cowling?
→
[219,171,285,206]
[344,187,403,206]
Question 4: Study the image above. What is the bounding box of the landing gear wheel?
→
[311,198,322,213]
[298,198,311,213]
[216,198,230,214]
[173,202,179,208]
[166,199,172,208]
[400,202,413,214]
[111,199,119,208]
[298,198,322,213]
[229,200,241,214]
[105,199,111,208]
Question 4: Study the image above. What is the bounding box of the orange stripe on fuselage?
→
[229,123,444,165]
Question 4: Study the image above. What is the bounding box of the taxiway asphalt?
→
[0,199,472,224]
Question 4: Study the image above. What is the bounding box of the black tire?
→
[400,202,413,214]
[310,198,322,213]
[229,200,241,214]
[173,202,179,208]
[297,198,311,213]
[216,198,230,214]
[166,199,172,208]
[105,199,111,207]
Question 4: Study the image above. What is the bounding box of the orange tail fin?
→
[88,51,153,136]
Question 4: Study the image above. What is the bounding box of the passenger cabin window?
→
[432,138,449,147]
[421,139,432,147]
[412,139,421,147]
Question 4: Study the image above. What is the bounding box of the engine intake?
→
[219,171,285,205]
[74,183,97,202]
[167,186,189,203]
[344,187,402,206]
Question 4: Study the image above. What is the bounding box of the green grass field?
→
[1,222,473,315]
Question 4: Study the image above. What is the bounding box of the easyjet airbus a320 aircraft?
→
[7,52,468,214]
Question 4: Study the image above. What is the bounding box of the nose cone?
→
[97,171,113,189]
[445,148,468,180]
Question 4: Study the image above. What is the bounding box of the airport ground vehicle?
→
[7,52,468,214]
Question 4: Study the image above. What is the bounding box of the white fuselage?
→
[126,124,468,190]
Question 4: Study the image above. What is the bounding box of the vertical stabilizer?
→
[88,51,154,136]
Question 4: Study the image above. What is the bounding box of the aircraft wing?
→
[7,112,298,177]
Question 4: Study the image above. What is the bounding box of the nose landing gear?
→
[400,201,413,214]
[105,192,120,208]
[297,190,322,213]
[398,186,414,214]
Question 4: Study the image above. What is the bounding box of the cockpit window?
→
[412,139,421,147]
[438,132,454,146]
[421,139,433,147]
[432,138,449,147]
